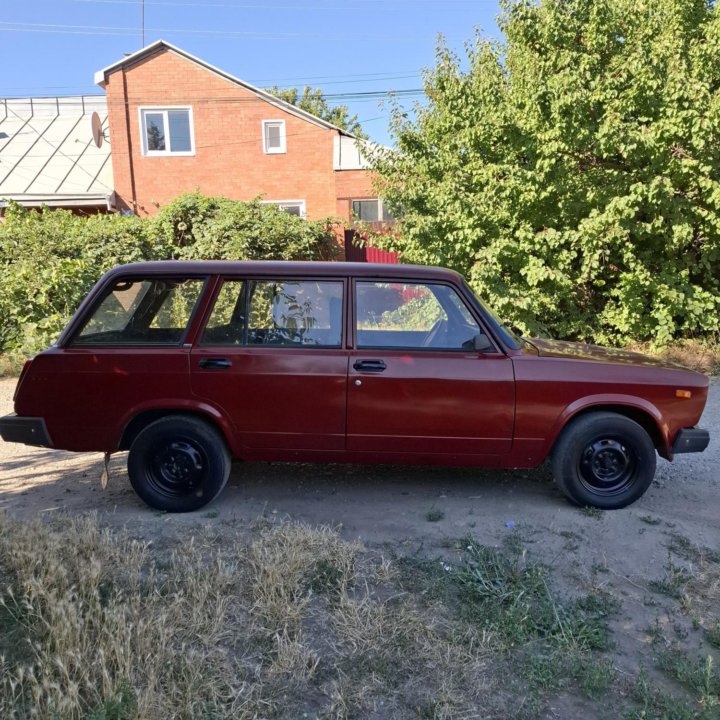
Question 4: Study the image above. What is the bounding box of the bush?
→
[375,0,720,345]
[0,194,340,354]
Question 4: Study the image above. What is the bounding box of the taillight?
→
[13,359,32,403]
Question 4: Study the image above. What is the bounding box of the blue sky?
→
[1,0,502,145]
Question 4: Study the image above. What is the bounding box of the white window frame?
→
[262,119,287,154]
[260,199,306,218]
[138,106,195,157]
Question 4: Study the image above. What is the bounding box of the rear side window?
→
[248,280,343,347]
[73,277,205,346]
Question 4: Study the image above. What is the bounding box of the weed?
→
[657,646,720,709]
[425,509,445,522]
[307,557,345,596]
[581,506,604,519]
[84,682,137,720]
[639,515,662,526]
[456,539,615,651]
[578,656,615,699]
[649,551,691,600]
[626,669,699,720]
[706,623,720,649]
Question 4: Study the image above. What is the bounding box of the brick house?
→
[94,40,392,226]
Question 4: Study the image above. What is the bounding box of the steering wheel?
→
[423,319,448,347]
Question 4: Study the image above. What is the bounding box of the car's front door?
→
[190,277,348,451]
[347,280,515,456]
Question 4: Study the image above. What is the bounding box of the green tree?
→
[266,85,366,138]
[375,0,720,344]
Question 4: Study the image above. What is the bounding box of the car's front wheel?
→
[551,412,656,509]
[127,415,231,512]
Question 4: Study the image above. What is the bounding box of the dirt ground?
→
[1,376,719,717]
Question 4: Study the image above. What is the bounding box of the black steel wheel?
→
[128,415,230,512]
[551,412,656,509]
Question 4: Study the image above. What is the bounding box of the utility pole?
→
[141,0,145,46]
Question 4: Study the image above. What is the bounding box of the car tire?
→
[127,415,231,512]
[551,412,656,509]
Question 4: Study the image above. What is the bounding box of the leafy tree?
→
[267,85,366,138]
[375,0,720,344]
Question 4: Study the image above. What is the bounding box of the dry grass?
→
[626,339,720,375]
[5,513,713,719]
[0,353,25,378]
[0,514,497,720]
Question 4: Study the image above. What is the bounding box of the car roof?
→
[105,260,465,283]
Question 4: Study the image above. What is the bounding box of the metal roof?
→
[0,96,114,209]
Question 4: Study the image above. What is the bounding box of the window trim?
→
[138,106,196,157]
[262,119,287,154]
[352,278,500,354]
[259,199,306,218]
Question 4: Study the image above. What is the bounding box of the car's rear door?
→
[346,279,514,456]
[190,276,349,451]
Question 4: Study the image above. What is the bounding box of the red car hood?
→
[525,337,688,370]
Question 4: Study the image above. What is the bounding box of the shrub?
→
[0,194,340,354]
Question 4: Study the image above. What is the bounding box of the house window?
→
[263,120,286,154]
[351,199,395,222]
[261,200,306,218]
[139,107,194,156]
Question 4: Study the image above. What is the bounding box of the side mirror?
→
[473,332,495,353]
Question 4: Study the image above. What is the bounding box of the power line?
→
[0,20,413,40]
[0,72,421,95]
[0,90,423,103]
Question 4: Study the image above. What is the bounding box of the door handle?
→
[199,357,232,369]
[353,359,386,373]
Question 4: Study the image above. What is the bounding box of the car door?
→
[190,276,349,451]
[347,279,514,456]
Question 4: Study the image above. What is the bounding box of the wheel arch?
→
[118,405,238,455]
[549,399,669,460]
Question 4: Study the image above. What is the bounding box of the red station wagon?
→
[0,261,710,512]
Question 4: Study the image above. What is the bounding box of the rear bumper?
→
[0,414,53,448]
[672,427,710,455]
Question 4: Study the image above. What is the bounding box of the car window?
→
[201,280,246,345]
[73,278,205,346]
[355,281,480,350]
[247,280,343,347]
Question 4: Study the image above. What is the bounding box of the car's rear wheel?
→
[127,415,230,512]
[551,412,656,509]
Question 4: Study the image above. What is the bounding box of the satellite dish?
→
[90,112,104,148]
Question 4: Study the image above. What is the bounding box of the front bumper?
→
[0,414,53,447]
[672,427,710,455]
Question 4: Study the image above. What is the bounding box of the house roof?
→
[94,39,354,136]
[0,96,114,209]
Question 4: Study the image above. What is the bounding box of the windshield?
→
[461,280,524,350]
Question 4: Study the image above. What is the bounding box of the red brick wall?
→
[334,169,377,218]
[105,48,344,220]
